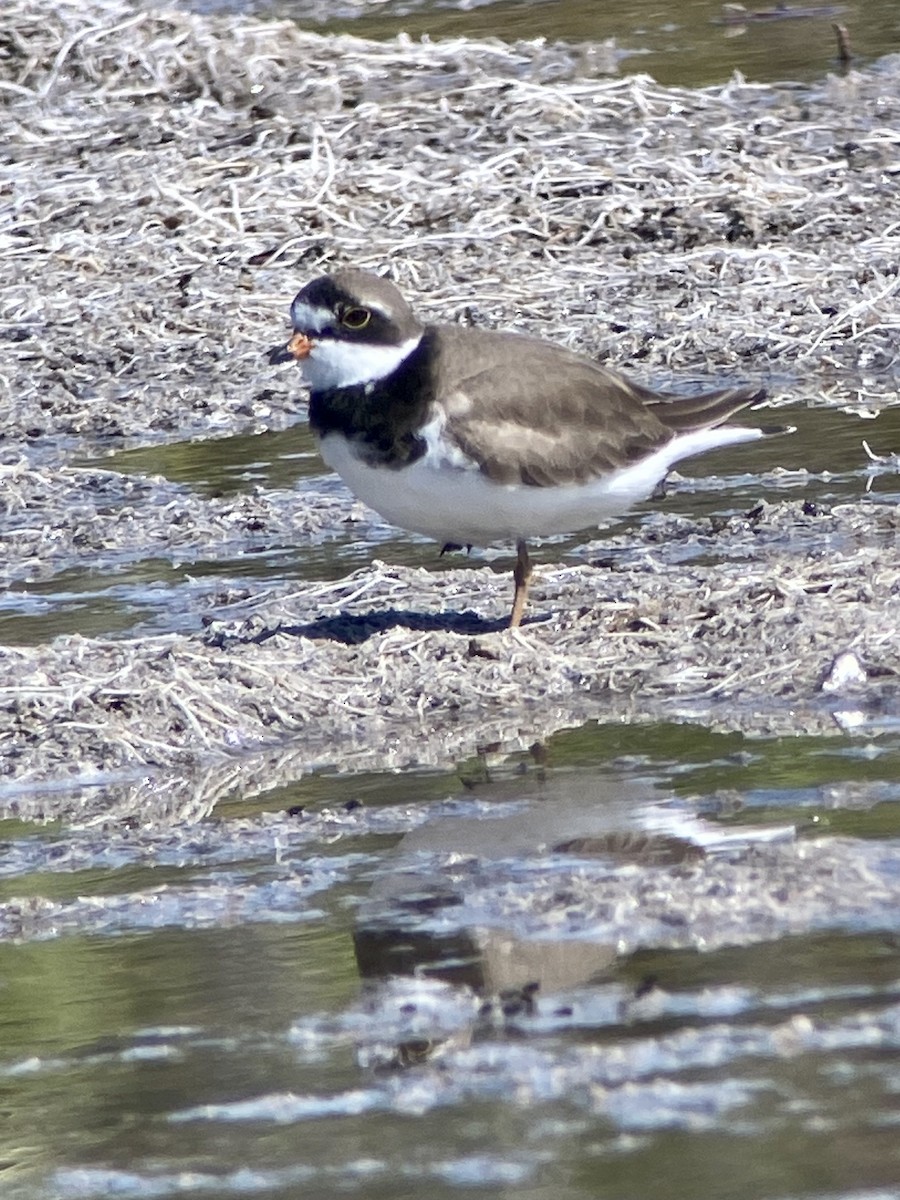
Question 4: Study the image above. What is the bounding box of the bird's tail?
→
[645,385,791,437]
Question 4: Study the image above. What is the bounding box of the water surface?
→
[2,719,900,1198]
[179,0,900,86]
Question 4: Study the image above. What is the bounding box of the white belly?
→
[318,423,763,546]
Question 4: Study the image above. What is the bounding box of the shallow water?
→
[182,0,900,88]
[2,719,900,1199]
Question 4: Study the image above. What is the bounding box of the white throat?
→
[299,333,422,391]
[290,297,421,391]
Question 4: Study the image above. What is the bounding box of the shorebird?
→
[282,269,788,627]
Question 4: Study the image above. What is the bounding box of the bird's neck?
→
[308,329,437,468]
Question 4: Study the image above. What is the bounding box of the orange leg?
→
[510,539,532,629]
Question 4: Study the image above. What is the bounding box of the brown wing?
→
[429,325,764,487]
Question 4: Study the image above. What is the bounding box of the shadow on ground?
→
[252,608,517,644]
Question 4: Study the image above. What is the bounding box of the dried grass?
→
[2,0,899,453]
[0,457,356,584]
[0,499,897,798]
[2,1,900,795]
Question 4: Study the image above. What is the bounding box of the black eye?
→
[340,306,371,330]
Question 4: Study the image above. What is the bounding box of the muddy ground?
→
[1,0,899,822]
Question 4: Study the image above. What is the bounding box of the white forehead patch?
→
[289,299,333,335]
[298,334,422,391]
